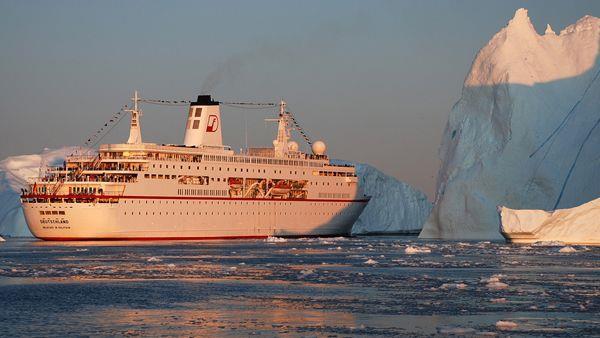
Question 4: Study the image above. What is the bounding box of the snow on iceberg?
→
[0,147,77,237]
[421,9,600,240]
[351,163,432,235]
[499,198,600,245]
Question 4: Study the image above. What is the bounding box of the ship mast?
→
[268,100,292,158]
[125,90,143,144]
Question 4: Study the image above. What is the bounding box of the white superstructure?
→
[20,92,369,240]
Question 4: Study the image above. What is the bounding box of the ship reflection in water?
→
[0,237,598,336]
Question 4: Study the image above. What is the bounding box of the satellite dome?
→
[312,141,326,155]
[288,141,299,152]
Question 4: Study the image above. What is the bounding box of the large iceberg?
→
[352,163,432,235]
[0,147,76,237]
[421,9,600,240]
[0,149,431,237]
[499,198,600,245]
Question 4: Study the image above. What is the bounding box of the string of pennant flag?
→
[66,98,312,158]
[288,112,313,146]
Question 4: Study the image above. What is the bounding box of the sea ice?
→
[437,326,476,334]
[421,8,600,240]
[495,320,518,330]
[0,235,4,242]
[440,283,467,290]
[499,198,600,245]
[404,246,431,254]
[486,282,509,290]
[364,258,378,265]
[559,246,577,253]
[266,236,287,243]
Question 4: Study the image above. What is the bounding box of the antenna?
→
[125,90,143,144]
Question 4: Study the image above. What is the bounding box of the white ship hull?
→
[20,93,371,241]
[23,197,368,240]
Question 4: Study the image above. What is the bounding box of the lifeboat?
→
[271,181,292,196]
[228,177,243,189]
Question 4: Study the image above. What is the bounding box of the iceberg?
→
[421,9,600,240]
[0,147,77,237]
[351,163,432,235]
[499,198,600,245]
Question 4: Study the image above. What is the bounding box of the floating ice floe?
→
[0,235,5,242]
[440,283,467,290]
[147,257,162,262]
[299,269,314,276]
[558,246,577,253]
[437,326,476,335]
[266,236,287,243]
[486,282,509,290]
[481,275,509,290]
[404,246,431,254]
[364,259,378,265]
[495,320,518,330]
[421,9,600,240]
[499,198,600,245]
[531,241,566,247]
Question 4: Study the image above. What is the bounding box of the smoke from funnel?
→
[200,55,245,94]
[199,4,371,94]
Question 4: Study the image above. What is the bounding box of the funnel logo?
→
[206,115,219,132]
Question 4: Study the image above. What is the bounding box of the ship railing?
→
[67,154,97,162]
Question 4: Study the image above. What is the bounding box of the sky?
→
[1,0,599,197]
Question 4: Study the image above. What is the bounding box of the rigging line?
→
[222,105,275,110]
[553,115,600,210]
[85,108,129,152]
[529,66,600,158]
[70,105,128,158]
[221,101,276,106]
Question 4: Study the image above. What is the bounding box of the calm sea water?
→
[0,236,598,337]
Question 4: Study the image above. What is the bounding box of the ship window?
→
[188,108,194,118]
[39,211,44,215]
[192,120,200,129]
[195,108,202,117]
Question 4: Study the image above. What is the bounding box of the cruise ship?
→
[20,92,370,240]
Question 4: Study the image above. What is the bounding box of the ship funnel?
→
[183,95,223,147]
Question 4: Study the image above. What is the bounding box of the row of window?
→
[122,200,351,206]
[318,193,351,199]
[203,154,324,168]
[124,210,349,217]
[177,189,228,196]
[318,170,356,177]
[149,163,354,180]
